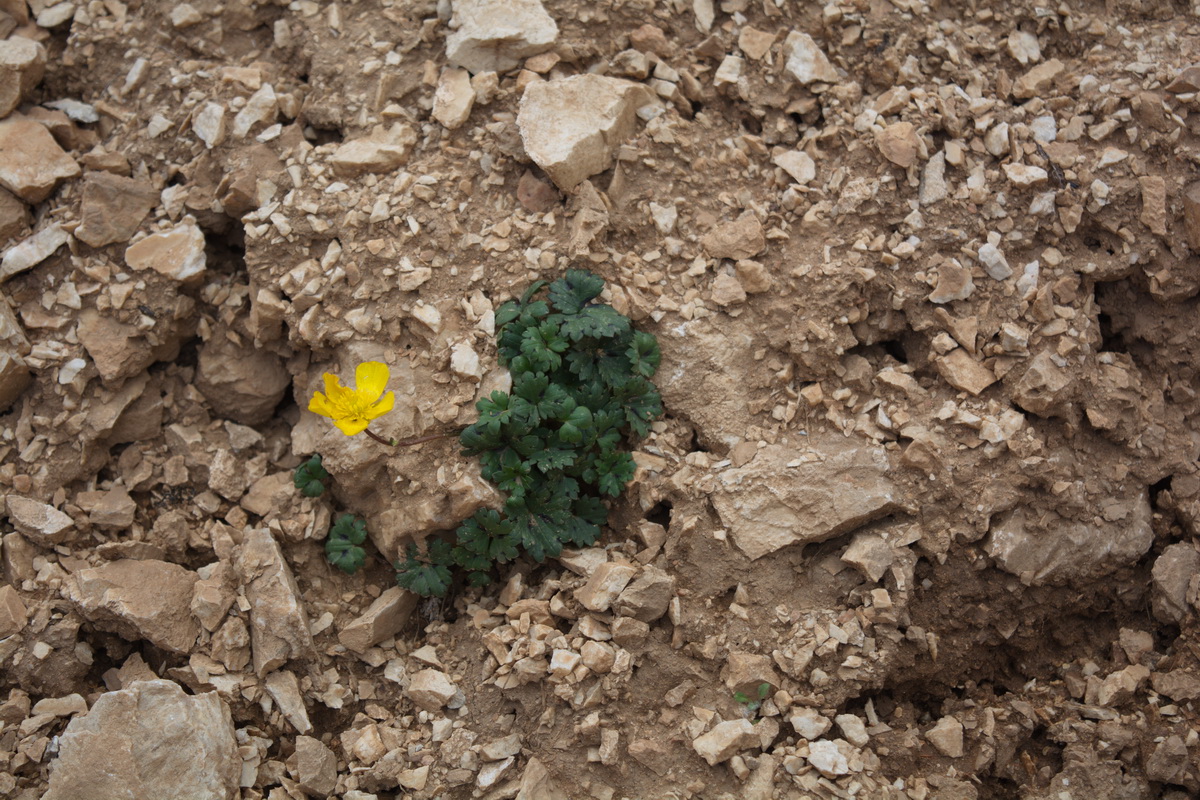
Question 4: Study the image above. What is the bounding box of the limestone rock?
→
[231,84,277,139]
[6,495,74,543]
[0,222,70,281]
[124,220,207,283]
[408,668,458,712]
[0,349,29,412]
[840,532,894,582]
[1012,352,1073,417]
[432,68,475,130]
[876,121,919,168]
[985,490,1153,585]
[238,527,314,675]
[338,586,418,653]
[788,708,831,740]
[43,680,239,800]
[721,651,781,697]
[517,74,650,190]
[835,714,870,748]
[926,716,964,757]
[0,583,28,637]
[1144,735,1188,784]
[76,309,156,384]
[575,561,637,612]
[0,185,29,242]
[263,669,311,734]
[806,740,850,777]
[928,259,974,303]
[63,559,201,653]
[331,123,417,177]
[935,348,997,395]
[1139,175,1167,236]
[773,150,815,184]
[516,169,560,212]
[692,719,758,765]
[701,211,765,260]
[1150,543,1200,623]
[783,31,838,85]
[0,114,80,202]
[295,735,338,797]
[920,150,947,205]
[710,272,747,307]
[1183,182,1200,251]
[88,485,136,529]
[1013,58,1064,100]
[613,565,673,622]
[75,171,158,247]
[446,0,558,74]
[1003,163,1048,187]
[0,37,46,118]
[711,437,900,560]
[194,334,291,425]
[192,102,226,149]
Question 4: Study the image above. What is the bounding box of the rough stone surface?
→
[986,490,1153,585]
[330,123,418,177]
[75,171,158,247]
[0,37,46,118]
[43,680,239,800]
[613,565,673,622]
[701,211,764,260]
[124,221,207,283]
[789,708,832,740]
[517,74,650,190]
[712,438,900,560]
[926,716,964,757]
[773,149,815,184]
[237,527,314,675]
[6,495,74,543]
[1012,352,1073,417]
[876,122,919,167]
[0,222,70,281]
[783,31,838,84]
[1013,58,1064,100]
[263,668,311,733]
[575,561,637,612]
[692,719,757,766]
[446,0,558,74]
[432,68,475,130]
[408,668,458,712]
[63,559,201,653]
[721,651,780,697]
[194,335,291,425]
[0,583,28,637]
[1150,543,1200,623]
[338,586,418,653]
[805,739,850,777]
[935,348,997,395]
[840,532,894,582]
[295,735,338,797]
[0,115,80,202]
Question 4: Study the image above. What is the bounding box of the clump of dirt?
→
[1,0,1200,798]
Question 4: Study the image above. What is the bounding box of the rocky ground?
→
[2,0,1200,798]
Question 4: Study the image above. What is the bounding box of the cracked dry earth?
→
[3,0,1200,798]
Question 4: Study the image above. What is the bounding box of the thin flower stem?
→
[364,426,467,448]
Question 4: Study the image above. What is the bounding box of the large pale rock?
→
[263,669,311,734]
[408,668,458,712]
[936,348,997,395]
[432,68,475,130]
[75,171,158,247]
[692,719,758,766]
[876,121,919,168]
[330,123,417,177]
[338,586,418,653]
[784,32,839,85]
[446,0,558,74]
[926,716,964,757]
[517,74,651,190]
[985,490,1153,585]
[76,309,157,384]
[238,527,314,675]
[613,565,673,622]
[701,211,764,260]
[575,561,637,612]
[194,335,291,425]
[124,220,207,283]
[0,37,47,118]
[295,735,338,797]
[0,114,80,202]
[6,495,74,543]
[712,437,901,560]
[43,680,240,800]
[63,559,201,653]
[1012,352,1073,417]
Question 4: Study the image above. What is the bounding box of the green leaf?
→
[548,269,605,314]
[326,536,366,574]
[573,495,608,526]
[395,542,453,597]
[627,331,662,378]
[510,511,564,563]
[558,305,630,342]
[494,299,521,329]
[557,405,593,444]
[536,383,575,421]
[528,446,577,472]
[454,509,519,568]
[330,514,367,545]
[293,454,329,498]
[520,320,568,373]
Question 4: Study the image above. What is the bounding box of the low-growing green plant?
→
[293,454,330,497]
[325,513,368,574]
[397,270,663,596]
[734,683,771,720]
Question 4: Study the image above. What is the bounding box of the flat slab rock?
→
[62,558,201,653]
[711,437,902,560]
[43,680,240,800]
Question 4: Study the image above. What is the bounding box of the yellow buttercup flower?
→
[309,361,395,436]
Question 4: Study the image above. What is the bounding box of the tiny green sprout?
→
[293,454,329,498]
[733,682,772,720]
[325,514,368,574]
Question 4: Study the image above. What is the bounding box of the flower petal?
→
[365,391,395,421]
[308,391,335,418]
[355,361,390,401]
[323,372,344,397]
[334,415,370,436]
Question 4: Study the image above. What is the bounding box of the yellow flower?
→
[308,361,395,436]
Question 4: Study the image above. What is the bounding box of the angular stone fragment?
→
[710,272,747,307]
[407,668,458,712]
[194,335,291,425]
[712,438,900,560]
[74,171,158,247]
[1003,163,1048,187]
[432,68,475,130]
[692,719,758,766]
[88,486,136,529]
[264,669,311,734]
[805,740,849,777]
[6,495,74,543]
[63,559,200,653]
[295,735,338,797]
[231,84,277,139]
[575,561,637,612]
[1007,30,1040,66]
[517,74,650,190]
[722,651,781,697]
[701,211,764,260]
[1150,543,1200,623]
[0,37,46,118]
[43,680,240,800]
[1144,735,1188,784]
[928,260,974,303]
[773,150,815,184]
[446,0,557,73]
[1139,175,1167,236]
[338,586,418,653]
[0,351,29,413]
[1012,352,1072,417]
[330,123,418,177]
[0,583,28,638]
[926,716,964,757]
[783,31,838,85]
[788,708,831,740]
[1183,182,1200,252]
[876,121,918,168]
[238,527,314,675]
[985,490,1153,585]
[919,150,947,205]
[977,242,1012,280]
[0,185,29,243]
[613,565,673,622]
[0,114,79,203]
[192,102,226,149]
[840,532,894,582]
[1013,58,1064,100]
[1,222,70,281]
[835,714,870,748]
[125,221,207,283]
[935,348,997,395]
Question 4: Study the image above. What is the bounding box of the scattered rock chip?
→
[783,31,838,85]
[710,272,747,307]
[433,68,475,130]
[840,532,894,582]
[125,220,207,283]
[806,739,850,777]
[613,565,674,622]
[263,668,312,734]
[1002,163,1048,187]
[1150,543,1200,623]
[74,171,158,248]
[926,716,964,757]
[6,495,74,543]
[789,708,832,740]
[876,121,919,168]
[1138,175,1167,236]
[1013,58,1064,100]
[231,84,277,138]
[194,335,291,425]
[0,37,46,118]
[575,562,637,612]
[0,583,28,638]
[331,123,418,177]
[63,559,201,653]
[408,669,458,712]
[1012,352,1072,416]
[295,735,338,797]
[338,586,418,653]
[1,222,70,281]
[238,527,314,675]
[701,211,764,260]
[692,719,758,765]
[935,348,997,395]
[0,114,81,202]
[722,651,781,697]
[192,102,226,149]
[446,0,558,74]
[928,259,974,303]
[517,74,651,190]
[773,150,815,184]
[43,680,240,800]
